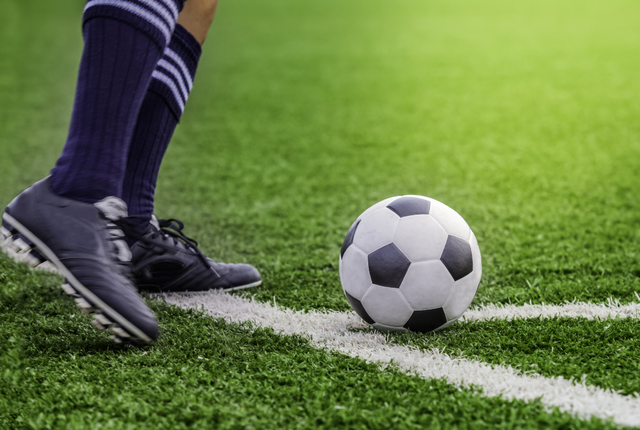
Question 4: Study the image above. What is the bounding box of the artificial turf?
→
[393,316,640,397]
[2,0,640,427]
[0,267,620,429]
[158,0,640,310]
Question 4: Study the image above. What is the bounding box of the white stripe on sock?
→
[137,0,176,28]
[164,48,193,91]
[152,70,185,112]
[157,59,189,102]
[156,0,179,21]
[84,0,173,44]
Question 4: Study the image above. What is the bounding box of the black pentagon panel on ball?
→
[344,290,375,324]
[340,219,361,258]
[440,235,473,281]
[404,308,448,333]
[386,196,431,218]
[368,243,411,288]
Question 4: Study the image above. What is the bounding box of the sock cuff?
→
[148,24,202,119]
[171,23,203,73]
[83,0,185,50]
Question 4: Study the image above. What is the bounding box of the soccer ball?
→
[339,195,481,333]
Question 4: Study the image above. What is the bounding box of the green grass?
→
[162,0,640,309]
[2,0,640,427]
[0,269,619,429]
[392,316,640,396]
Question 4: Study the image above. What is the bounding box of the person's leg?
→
[50,0,186,203]
[177,0,219,45]
[119,0,262,293]
[121,0,217,226]
[121,23,203,228]
[2,0,186,346]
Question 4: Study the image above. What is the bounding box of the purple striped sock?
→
[50,0,184,203]
[122,24,201,228]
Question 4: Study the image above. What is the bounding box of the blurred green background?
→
[2,0,640,309]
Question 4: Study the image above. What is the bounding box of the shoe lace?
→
[119,216,215,273]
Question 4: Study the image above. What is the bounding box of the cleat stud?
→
[12,238,32,254]
[29,248,46,262]
[95,314,112,327]
[92,319,105,330]
[7,239,21,253]
[1,226,12,240]
[61,283,76,295]
[24,253,42,268]
[38,261,58,273]
[111,326,130,339]
[4,247,25,265]
[110,335,123,344]
[74,297,94,314]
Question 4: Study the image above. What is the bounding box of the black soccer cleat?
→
[1,178,158,346]
[121,217,262,294]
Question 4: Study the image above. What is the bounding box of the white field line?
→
[162,292,640,427]
[462,296,640,322]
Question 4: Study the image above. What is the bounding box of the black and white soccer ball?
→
[339,195,481,333]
